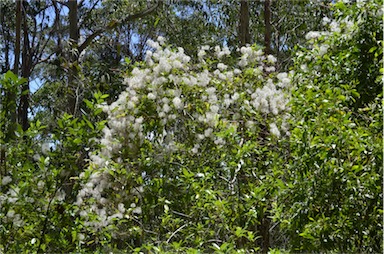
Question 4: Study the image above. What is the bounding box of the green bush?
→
[275,0,383,252]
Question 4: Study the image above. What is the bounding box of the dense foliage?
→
[0,0,382,253]
[276,0,383,252]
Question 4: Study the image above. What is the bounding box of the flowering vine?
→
[75,37,292,241]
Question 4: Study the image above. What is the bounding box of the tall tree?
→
[18,1,31,131]
[44,0,161,117]
[66,0,80,116]
[239,0,250,46]
[264,0,272,55]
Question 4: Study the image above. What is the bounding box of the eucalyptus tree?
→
[0,0,62,176]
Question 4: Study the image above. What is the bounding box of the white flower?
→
[204,128,213,137]
[56,190,66,201]
[172,60,183,69]
[191,144,200,154]
[147,39,160,50]
[133,207,142,214]
[322,17,331,25]
[80,210,88,217]
[2,176,12,185]
[269,123,281,138]
[238,57,248,67]
[232,93,240,101]
[7,210,15,218]
[330,21,340,33]
[319,45,329,56]
[127,101,135,109]
[172,97,183,109]
[182,55,191,63]
[240,46,251,55]
[41,142,50,155]
[37,180,45,190]
[277,72,288,80]
[217,63,227,71]
[300,64,308,72]
[198,49,206,58]
[234,68,242,75]
[305,31,321,40]
[157,36,166,45]
[163,104,171,113]
[206,87,216,95]
[267,55,277,63]
[78,233,85,241]
[118,203,126,213]
[135,117,144,124]
[210,105,219,113]
[195,173,205,178]
[33,154,41,161]
[147,93,156,100]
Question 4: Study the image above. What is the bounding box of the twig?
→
[171,210,192,219]
[166,224,188,244]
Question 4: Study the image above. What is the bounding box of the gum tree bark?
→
[239,0,250,46]
[264,0,272,55]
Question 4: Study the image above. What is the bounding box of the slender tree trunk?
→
[260,3,272,252]
[9,0,22,134]
[13,0,21,75]
[67,0,79,116]
[1,1,22,174]
[19,9,31,131]
[239,0,250,46]
[264,0,272,55]
[1,3,13,73]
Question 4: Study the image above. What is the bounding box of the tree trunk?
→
[260,3,272,252]
[8,0,22,135]
[19,8,31,131]
[67,0,79,116]
[260,210,271,253]
[13,1,21,75]
[1,1,22,174]
[239,0,250,46]
[264,0,272,55]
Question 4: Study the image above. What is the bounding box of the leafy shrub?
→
[0,82,106,252]
[275,0,383,252]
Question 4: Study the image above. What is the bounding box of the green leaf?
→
[71,230,77,242]
[368,46,377,53]
[84,118,94,130]
[154,17,160,28]
[4,70,17,81]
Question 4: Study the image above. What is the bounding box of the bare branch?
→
[34,1,62,66]
[166,224,188,244]
[78,2,160,54]
[78,0,101,29]
[36,51,56,65]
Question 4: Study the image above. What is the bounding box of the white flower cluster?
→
[76,37,292,236]
[0,186,25,228]
[238,46,264,67]
[1,175,12,185]
[305,4,358,49]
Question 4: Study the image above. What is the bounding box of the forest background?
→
[0,0,382,253]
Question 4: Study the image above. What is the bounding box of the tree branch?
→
[78,2,160,54]
[166,224,188,244]
[78,0,101,29]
